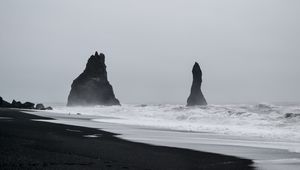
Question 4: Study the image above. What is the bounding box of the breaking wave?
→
[51,103,300,142]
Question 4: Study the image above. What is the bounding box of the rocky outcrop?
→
[67,52,120,106]
[22,102,35,109]
[0,97,11,108]
[45,106,53,110]
[11,100,35,109]
[0,96,51,110]
[187,62,207,106]
[11,100,22,108]
[35,103,52,110]
[35,103,45,110]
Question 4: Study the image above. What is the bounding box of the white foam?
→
[255,158,300,164]
[83,134,102,138]
[49,103,300,143]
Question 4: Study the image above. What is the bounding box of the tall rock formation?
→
[187,62,207,106]
[67,52,120,106]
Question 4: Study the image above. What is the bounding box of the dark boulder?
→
[35,103,45,110]
[12,100,35,109]
[11,100,22,108]
[187,62,207,106]
[22,102,35,109]
[67,51,120,106]
[0,96,11,107]
[0,96,52,110]
[45,106,53,110]
[35,103,53,110]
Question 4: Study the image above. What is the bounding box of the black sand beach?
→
[0,108,254,170]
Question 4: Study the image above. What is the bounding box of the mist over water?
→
[51,103,300,143]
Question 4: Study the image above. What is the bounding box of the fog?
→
[0,0,299,104]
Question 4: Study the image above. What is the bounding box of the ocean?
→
[50,103,300,145]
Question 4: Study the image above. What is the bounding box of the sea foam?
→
[51,103,300,142]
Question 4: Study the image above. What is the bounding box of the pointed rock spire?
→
[67,52,120,106]
[187,62,207,106]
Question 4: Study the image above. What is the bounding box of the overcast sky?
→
[0,0,299,104]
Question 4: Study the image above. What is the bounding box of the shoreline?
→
[0,108,254,170]
[29,108,300,153]
[27,109,300,170]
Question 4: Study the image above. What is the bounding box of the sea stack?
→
[187,62,207,106]
[67,52,120,106]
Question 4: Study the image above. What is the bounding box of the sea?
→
[49,103,300,147]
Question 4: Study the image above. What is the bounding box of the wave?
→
[50,103,300,142]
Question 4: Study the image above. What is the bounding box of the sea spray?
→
[50,103,300,142]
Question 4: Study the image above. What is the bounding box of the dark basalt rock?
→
[0,96,51,110]
[36,103,45,110]
[187,62,207,106]
[0,97,11,107]
[35,103,52,110]
[11,100,22,108]
[67,51,120,106]
[45,106,53,110]
[22,102,35,109]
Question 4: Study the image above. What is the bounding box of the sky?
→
[0,0,300,104]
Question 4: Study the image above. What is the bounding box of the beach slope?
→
[0,108,253,170]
